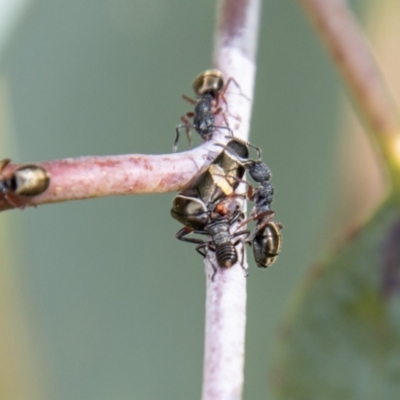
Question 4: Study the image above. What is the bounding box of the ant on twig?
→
[173,69,247,151]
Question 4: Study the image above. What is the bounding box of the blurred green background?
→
[0,0,370,399]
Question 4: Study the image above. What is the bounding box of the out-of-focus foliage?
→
[272,0,400,398]
[273,199,400,400]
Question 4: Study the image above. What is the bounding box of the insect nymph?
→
[171,138,252,279]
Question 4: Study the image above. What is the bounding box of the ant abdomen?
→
[215,243,237,268]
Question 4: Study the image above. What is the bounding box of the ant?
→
[205,147,282,269]
[243,160,282,268]
[173,69,245,151]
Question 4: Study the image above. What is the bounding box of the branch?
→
[201,1,261,400]
[299,0,400,197]
[0,140,224,211]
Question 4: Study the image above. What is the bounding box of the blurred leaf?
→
[272,199,400,400]
[0,0,35,69]
[0,79,44,399]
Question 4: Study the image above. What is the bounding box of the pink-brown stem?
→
[201,0,261,399]
[299,0,400,138]
[0,141,224,212]
[299,0,400,200]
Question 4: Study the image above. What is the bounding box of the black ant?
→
[244,161,282,268]
[173,69,244,151]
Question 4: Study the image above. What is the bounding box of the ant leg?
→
[232,236,249,277]
[233,230,252,276]
[247,184,254,199]
[222,111,230,129]
[205,244,219,282]
[253,210,275,227]
[244,212,277,245]
[195,243,208,258]
[0,158,10,174]
[174,126,183,152]
[238,210,275,231]
[232,232,250,261]
[214,137,261,161]
[212,106,230,130]
[213,136,249,152]
[182,113,194,149]
[222,77,251,101]
[174,125,192,152]
[228,210,245,226]
[216,77,250,129]
[195,243,218,281]
[232,229,251,240]
[181,113,194,124]
[246,143,262,160]
[218,93,241,126]
[176,227,208,245]
[212,125,233,137]
[196,243,218,282]
[182,95,197,105]
[210,262,218,281]
[174,113,195,151]
[4,192,26,209]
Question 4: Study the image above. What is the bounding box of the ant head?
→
[192,69,224,97]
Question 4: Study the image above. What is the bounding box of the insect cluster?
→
[0,69,281,280]
[0,158,50,208]
[171,70,282,279]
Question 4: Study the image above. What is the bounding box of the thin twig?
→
[0,140,225,211]
[201,1,261,399]
[299,0,400,197]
